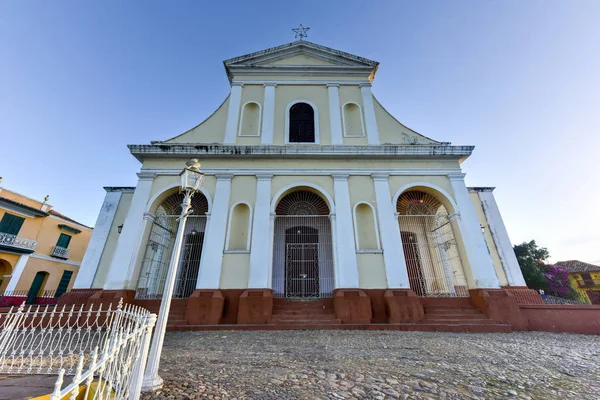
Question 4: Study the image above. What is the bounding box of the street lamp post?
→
[142,159,204,391]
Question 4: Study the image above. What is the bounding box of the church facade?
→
[74,40,534,329]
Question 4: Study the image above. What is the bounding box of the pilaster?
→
[371,174,410,288]
[327,84,343,145]
[360,83,380,145]
[196,174,232,289]
[332,174,359,287]
[224,83,244,144]
[476,189,527,286]
[248,174,273,288]
[104,172,155,290]
[449,174,501,288]
[261,83,276,145]
[74,190,123,289]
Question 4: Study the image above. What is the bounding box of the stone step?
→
[167,323,512,333]
[270,313,338,321]
[269,318,342,325]
[271,309,334,315]
[424,313,486,318]
[422,318,497,325]
[425,310,482,315]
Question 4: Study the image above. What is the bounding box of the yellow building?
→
[0,185,92,304]
[559,260,600,305]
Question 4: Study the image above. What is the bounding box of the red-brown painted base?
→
[502,286,544,304]
[87,289,135,309]
[237,289,273,324]
[58,287,600,334]
[185,289,224,325]
[470,288,529,330]
[384,289,424,322]
[333,289,372,324]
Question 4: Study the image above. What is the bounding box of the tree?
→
[546,263,584,301]
[513,240,549,291]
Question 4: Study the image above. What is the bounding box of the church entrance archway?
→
[396,190,469,297]
[135,191,208,299]
[272,190,334,299]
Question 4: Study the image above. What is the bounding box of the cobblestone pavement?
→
[141,331,600,400]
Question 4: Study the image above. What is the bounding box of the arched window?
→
[342,102,365,137]
[226,203,252,251]
[396,190,468,297]
[238,102,261,136]
[289,102,315,143]
[136,191,209,299]
[353,203,380,251]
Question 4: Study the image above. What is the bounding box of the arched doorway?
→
[135,191,209,299]
[0,259,10,290]
[26,271,49,304]
[396,190,469,297]
[272,190,334,299]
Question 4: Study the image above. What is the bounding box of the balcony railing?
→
[0,231,37,252]
[576,279,600,288]
[51,245,71,259]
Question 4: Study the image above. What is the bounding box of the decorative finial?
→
[292,24,310,40]
[186,158,201,171]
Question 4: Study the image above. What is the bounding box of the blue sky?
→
[1,1,598,264]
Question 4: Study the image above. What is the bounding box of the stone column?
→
[449,174,501,288]
[327,84,343,145]
[248,174,273,288]
[260,82,276,145]
[104,172,155,290]
[372,174,410,288]
[196,174,232,289]
[74,189,124,289]
[332,174,359,287]
[360,83,380,145]
[476,189,527,286]
[223,83,243,144]
[5,254,30,292]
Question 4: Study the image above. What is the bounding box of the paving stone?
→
[140,331,599,400]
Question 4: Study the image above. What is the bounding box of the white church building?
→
[74,38,533,330]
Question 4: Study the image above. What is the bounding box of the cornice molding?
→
[142,168,461,177]
[129,144,473,162]
[103,187,135,192]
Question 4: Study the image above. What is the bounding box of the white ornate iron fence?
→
[0,232,37,252]
[0,299,156,400]
[51,245,71,259]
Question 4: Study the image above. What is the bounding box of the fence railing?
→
[506,287,594,305]
[0,289,98,307]
[0,299,156,400]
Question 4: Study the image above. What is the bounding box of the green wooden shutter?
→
[0,213,26,235]
[55,270,73,297]
[56,233,72,248]
[26,272,48,304]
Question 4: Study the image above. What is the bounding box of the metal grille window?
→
[135,192,208,299]
[397,190,469,297]
[272,191,334,299]
[289,103,315,143]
